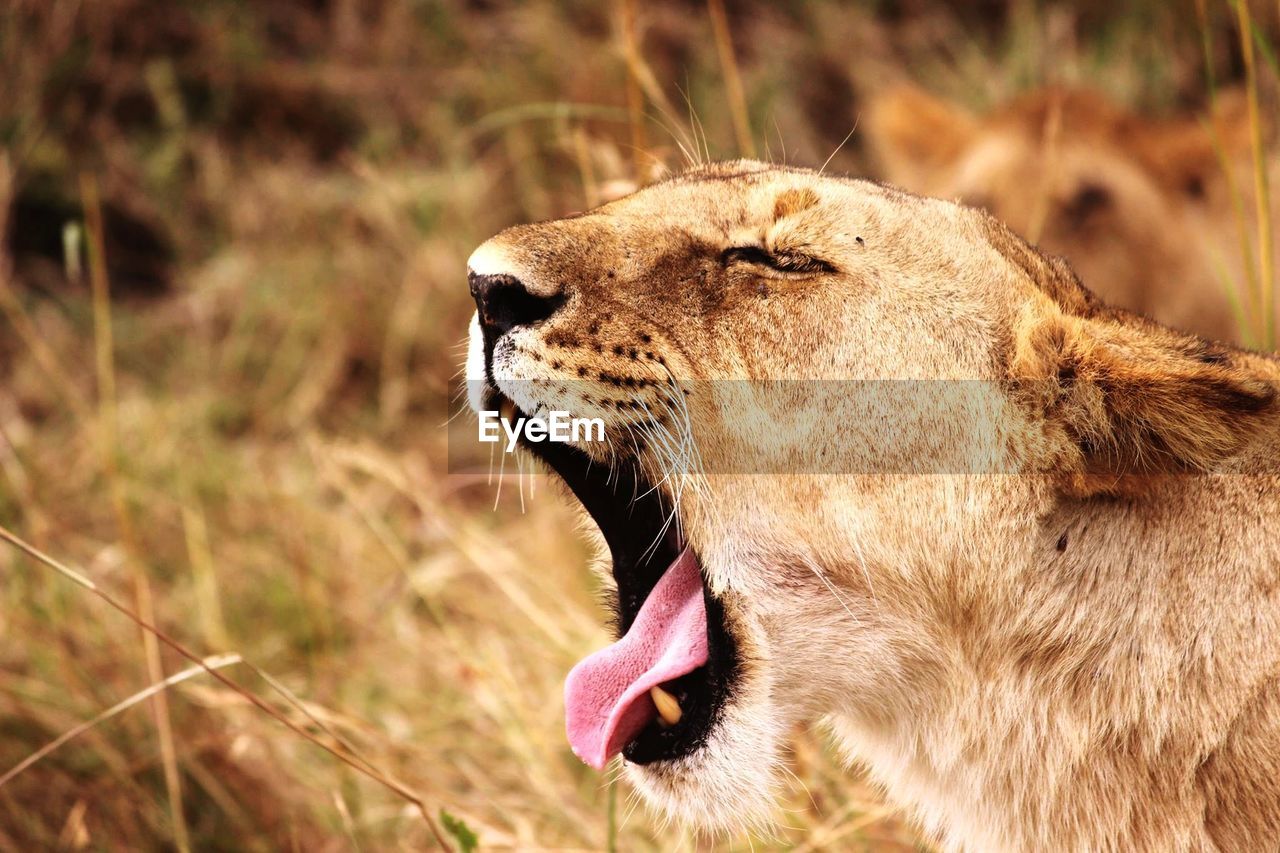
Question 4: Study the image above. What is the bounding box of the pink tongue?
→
[564,546,708,770]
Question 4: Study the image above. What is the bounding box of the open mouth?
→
[484,391,738,769]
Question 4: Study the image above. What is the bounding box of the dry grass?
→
[0,0,1276,849]
[1232,0,1277,347]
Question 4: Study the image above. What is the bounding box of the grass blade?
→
[0,655,243,790]
[0,524,455,851]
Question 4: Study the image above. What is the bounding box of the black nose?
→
[469,272,563,336]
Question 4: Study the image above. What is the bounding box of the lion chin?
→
[624,691,786,836]
[464,160,1280,850]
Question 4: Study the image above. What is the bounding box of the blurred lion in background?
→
[866,84,1275,344]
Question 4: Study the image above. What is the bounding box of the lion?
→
[463,161,1280,851]
[865,84,1275,345]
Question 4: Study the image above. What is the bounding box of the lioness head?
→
[866,85,1265,344]
[464,162,1278,839]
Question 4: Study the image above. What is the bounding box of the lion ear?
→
[865,83,977,192]
[1136,89,1266,202]
[1012,306,1276,494]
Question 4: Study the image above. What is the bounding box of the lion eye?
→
[1183,173,1206,200]
[721,246,834,274]
[722,246,775,266]
[1062,182,1112,228]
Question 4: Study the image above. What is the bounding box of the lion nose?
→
[468,271,564,337]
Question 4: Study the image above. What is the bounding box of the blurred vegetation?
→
[0,0,1276,849]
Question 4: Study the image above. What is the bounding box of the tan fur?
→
[866,84,1275,345]
[465,162,1280,850]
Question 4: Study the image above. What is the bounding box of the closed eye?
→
[721,245,835,275]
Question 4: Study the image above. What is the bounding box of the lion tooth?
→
[650,685,682,727]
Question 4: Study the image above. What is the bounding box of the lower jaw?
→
[622,584,740,765]
[620,716,786,837]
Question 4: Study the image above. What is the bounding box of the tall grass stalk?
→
[707,0,755,158]
[80,172,191,853]
[612,3,701,168]
[620,0,649,182]
[1233,0,1276,349]
[1195,0,1269,348]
